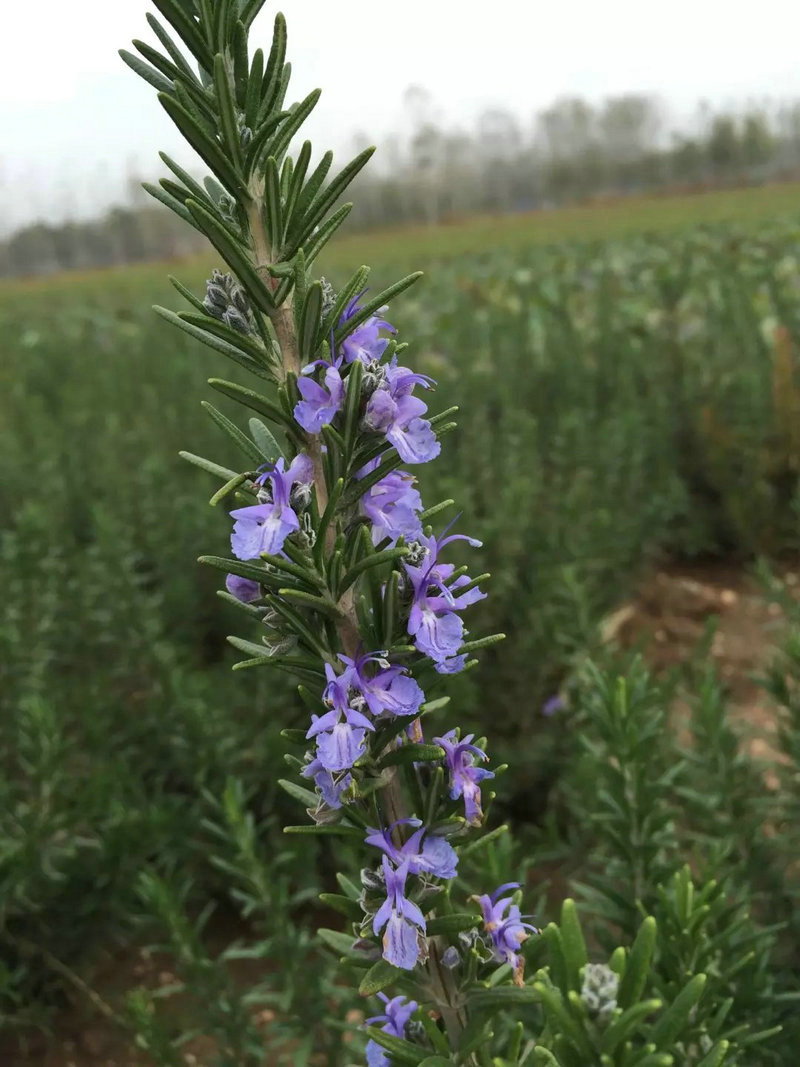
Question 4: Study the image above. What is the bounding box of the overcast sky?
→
[3,0,800,233]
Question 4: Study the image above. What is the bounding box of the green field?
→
[3,183,800,1057]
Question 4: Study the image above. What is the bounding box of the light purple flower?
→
[339,292,396,365]
[363,360,440,465]
[365,818,458,880]
[358,462,423,545]
[225,574,261,602]
[405,530,485,668]
[435,653,468,675]
[322,660,359,711]
[364,392,439,466]
[294,361,345,433]
[433,730,494,826]
[365,993,418,1067]
[340,652,425,718]
[230,454,313,560]
[306,702,374,772]
[475,882,537,986]
[301,755,352,809]
[372,857,426,970]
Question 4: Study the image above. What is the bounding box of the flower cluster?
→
[203,268,253,335]
[358,461,423,546]
[365,993,418,1067]
[292,296,440,465]
[405,528,486,672]
[229,454,314,561]
[302,653,424,809]
[365,818,458,968]
[581,962,620,1025]
[474,882,537,986]
[215,278,527,1037]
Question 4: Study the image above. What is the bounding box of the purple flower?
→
[475,882,536,986]
[365,818,458,880]
[358,462,423,545]
[306,703,374,772]
[363,361,440,465]
[435,653,468,675]
[301,755,352,809]
[230,454,313,560]
[542,694,566,717]
[294,361,345,433]
[365,993,418,1067]
[341,652,425,718]
[322,660,359,711]
[225,574,261,602]
[339,292,396,365]
[433,730,494,826]
[405,530,485,668]
[372,857,426,970]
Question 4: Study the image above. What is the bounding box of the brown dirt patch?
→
[605,559,797,756]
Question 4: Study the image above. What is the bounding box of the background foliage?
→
[3,196,800,1060]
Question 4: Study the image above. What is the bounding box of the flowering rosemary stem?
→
[246,190,466,1044]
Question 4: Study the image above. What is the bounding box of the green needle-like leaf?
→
[335,272,424,346]
[158,94,248,199]
[378,744,445,769]
[119,49,175,94]
[201,400,265,463]
[153,306,270,378]
[358,959,401,997]
[151,0,214,70]
[213,53,243,167]
[617,916,657,1009]
[208,378,296,432]
[247,417,282,462]
[648,974,707,1048]
[298,281,323,363]
[184,199,279,314]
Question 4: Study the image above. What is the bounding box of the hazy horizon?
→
[3,0,800,234]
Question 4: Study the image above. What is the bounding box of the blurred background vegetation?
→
[4,187,800,1060]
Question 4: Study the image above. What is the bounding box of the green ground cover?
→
[3,186,800,1059]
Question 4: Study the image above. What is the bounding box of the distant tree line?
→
[0,205,207,279]
[347,92,800,228]
[3,93,800,278]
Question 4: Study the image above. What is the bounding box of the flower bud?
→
[240,125,253,147]
[290,482,312,511]
[204,282,229,318]
[404,540,427,567]
[581,963,619,1025]
[320,277,337,317]
[229,283,250,314]
[223,306,252,335]
[361,867,385,892]
[441,946,460,969]
[361,359,387,398]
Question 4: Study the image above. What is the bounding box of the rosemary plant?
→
[122,2,529,1059]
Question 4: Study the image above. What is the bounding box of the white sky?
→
[2,0,800,232]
